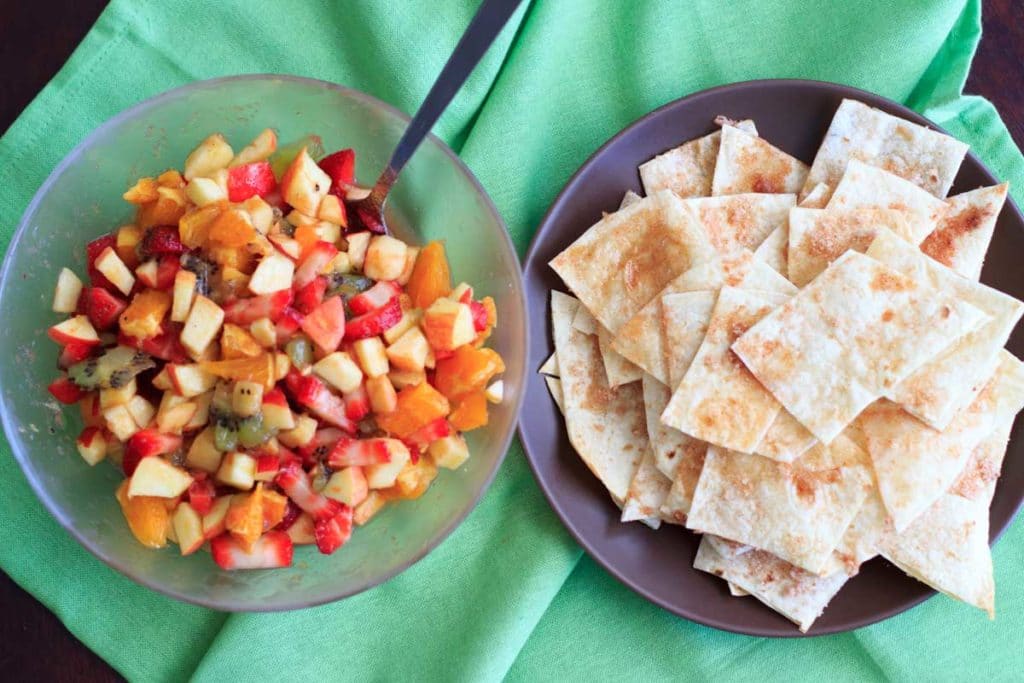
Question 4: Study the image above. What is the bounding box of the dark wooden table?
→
[1,1,1022,680]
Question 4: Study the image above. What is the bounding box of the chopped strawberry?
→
[403,417,452,452]
[276,499,302,531]
[314,505,353,555]
[274,306,304,345]
[227,161,276,202]
[294,242,338,289]
[141,225,187,257]
[351,203,386,235]
[211,530,293,570]
[120,324,188,364]
[223,289,294,325]
[294,276,327,315]
[301,296,346,353]
[59,341,95,369]
[155,255,180,290]
[48,376,86,404]
[326,438,390,468]
[348,281,401,316]
[344,296,402,340]
[297,427,345,465]
[342,383,370,421]
[319,148,356,194]
[123,429,183,476]
[82,287,128,330]
[285,372,356,433]
[187,477,216,515]
[458,288,473,305]
[86,234,118,291]
[263,387,288,407]
[256,454,280,475]
[275,461,343,520]
[470,301,488,331]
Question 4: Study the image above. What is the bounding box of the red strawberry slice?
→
[348,281,401,316]
[227,161,276,202]
[276,499,302,531]
[285,372,356,433]
[458,288,474,305]
[403,417,452,452]
[48,376,86,404]
[319,148,356,194]
[294,242,339,289]
[211,530,293,570]
[155,255,181,290]
[263,387,288,407]
[351,202,386,235]
[141,226,186,256]
[300,296,346,353]
[314,505,353,555]
[297,427,345,465]
[275,461,343,520]
[86,234,118,291]
[119,324,189,363]
[342,383,370,421]
[187,477,216,515]
[344,296,402,340]
[59,341,96,369]
[223,289,294,325]
[294,276,327,315]
[83,287,128,330]
[255,453,280,476]
[326,438,390,469]
[274,306,304,345]
[470,301,488,331]
[123,429,183,476]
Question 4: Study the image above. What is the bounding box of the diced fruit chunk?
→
[129,456,193,498]
[366,375,397,414]
[276,461,342,520]
[407,241,451,309]
[353,491,387,526]
[422,298,475,352]
[104,404,140,441]
[433,345,506,400]
[49,376,86,404]
[173,502,206,555]
[346,232,371,269]
[94,247,135,296]
[388,456,438,500]
[363,235,407,281]
[248,252,295,295]
[211,530,293,570]
[171,270,197,322]
[232,381,264,417]
[280,146,331,216]
[300,296,346,353]
[429,433,470,469]
[116,480,168,548]
[385,326,429,371]
[202,495,233,538]
[376,382,450,438]
[220,323,263,360]
[185,176,228,206]
[76,426,107,465]
[53,268,84,313]
[365,440,411,489]
[226,484,265,549]
[167,363,218,397]
[449,391,489,432]
[184,133,234,180]
[353,336,389,378]
[485,380,504,404]
[313,351,363,394]
[314,506,353,555]
[48,315,100,346]
[227,162,276,202]
[231,128,278,167]
[181,295,225,357]
[186,427,223,473]
[119,289,171,339]
[278,414,318,448]
[322,467,368,507]
[217,451,257,490]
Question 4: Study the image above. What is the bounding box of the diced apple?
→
[313,221,341,245]
[104,404,140,441]
[262,399,295,432]
[171,269,198,323]
[172,502,205,555]
[48,315,100,346]
[322,466,368,507]
[232,381,264,417]
[280,146,331,216]
[353,337,389,378]
[184,133,234,180]
[181,295,224,358]
[157,400,198,434]
[186,426,222,472]
[277,414,318,448]
[242,195,274,234]
[383,308,422,344]
[429,434,470,470]
[286,512,316,544]
[353,491,387,526]
[397,246,419,286]
[485,380,504,404]
[127,395,155,429]
[273,352,290,382]
[202,495,233,539]
[94,246,135,296]
[52,268,83,313]
[286,209,319,227]
[149,368,171,392]
[134,260,159,289]
[185,391,213,431]
[365,439,411,489]
[231,128,277,167]
[100,377,137,409]
[185,176,227,206]
[268,233,302,260]
[325,251,352,276]
[450,283,473,302]
[365,375,397,414]
[389,368,426,390]
[115,225,144,266]
[248,317,275,348]
[129,457,194,498]
[167,363,217,397]
[76,427,107,466]
[248,252,295,296]
[363,235,407,281]
[313,351,363,393]
[422,298,475,352]
[216,451,257,490]
[346,232,371,270]
[385,326,429,372]
[318,194,346,225]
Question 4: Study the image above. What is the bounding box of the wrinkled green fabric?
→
[1,1,1021,681]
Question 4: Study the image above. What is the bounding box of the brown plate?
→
[519,79,1024,637]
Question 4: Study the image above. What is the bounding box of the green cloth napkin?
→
[1,0,1022,680]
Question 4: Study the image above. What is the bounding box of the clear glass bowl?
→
[0,75,526,611]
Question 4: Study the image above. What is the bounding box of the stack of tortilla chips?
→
[544,99,1023,632]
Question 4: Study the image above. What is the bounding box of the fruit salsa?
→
[45,129,505,570]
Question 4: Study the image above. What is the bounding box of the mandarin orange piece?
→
[123,177,160,204]
[119,289,172,339]
[375,382,450,438]
[406,241,451,310]
[208,208,257,248]
[448,390,489,432]
[200,353,275,388]
[178,203,224,249]
[261,489,288,531]
[221,323,264,360]
[226,483,265,550]
[433,345,505,401]
[115,480,168,549]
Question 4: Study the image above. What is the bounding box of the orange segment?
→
[157,169,185,188]
[381,458,438,500]
[179,203,224,249]
[262,489,288,530]
[433,345,505,401]
[407,241,451,310]
[293,223,319,258]
[119,289,172,339]
[137,189,187,229]
[123,177,159,204]
[226,483,264,550]
[375,382,450,438]
[208,209,257,248]
[449,391,488,432]
[221,323,264,360]
[115,480,168,549]
[200,353,275,388]
[207,244,255,274]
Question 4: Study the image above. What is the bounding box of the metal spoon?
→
[348,0,522,234]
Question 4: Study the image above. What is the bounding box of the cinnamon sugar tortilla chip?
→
[687,445,873,574]
[801,98,968,201]
[662,288,790,452]
[550,190,715,334]
[639,120,757,198]
[539,352,559,376]
[686,193,796,255]
[754,409,818,464]
[619,190,642,209]
[921,183,1009,281]
[551,291,645,503]
[621,448,672,528]
[753,185,832,279]
[732,251,988,443]
[867,228,1024,429]
[572,304,598,336]
[642,374,706,484]
[787,207,927,288]
[596,325,642,387]
[660,291,717,389]
[545,376,564,413]
[826,159,948,235]
[712,125,809,196]
[951,418,1014,506]
[800,182,831,209]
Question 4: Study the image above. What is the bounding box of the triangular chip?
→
[825,159,948,235]
[539,352,559,376]
[867,228,1024,429]
[686,193,796,254]
[687,445,872,574]
[642,374,705,481]
[619,190,642,209]
[733,251,988,443]
[621,448,672,528]
[951,418,1014,506]
[660,291,716,388]
[754,409,818,463]
[639,119,757,198]
[596,324,642,387]
[752,223,789,279]
[920,183,1009,281]
[662,288,789,452]
[545,376,564,414]
[800,182,831,209]
[551,291,645,503]
[711,125,809,195]
[572,304,598,336]
[786,206,922,287]
[801,98,968,201]
[550,190,715,334]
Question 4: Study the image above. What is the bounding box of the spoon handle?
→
[374,0,522,191]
